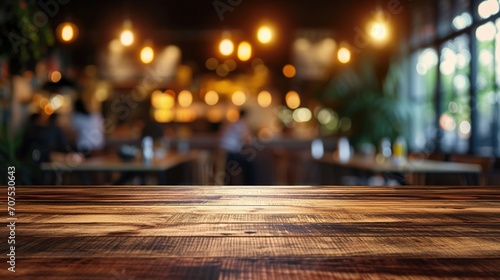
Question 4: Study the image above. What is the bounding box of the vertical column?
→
[469,0,479,154]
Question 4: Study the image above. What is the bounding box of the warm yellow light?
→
[44,104,55,115]
[140,46,154,64]
[154,109,174,123]
[282,64,296,78]
[369,22,389,41]
[219,39,234,56]
[109,39,123,53]
[39,97,49,109]
[205,91,219,106]
[337,47,351,64]
[207,108,224,123]
[175,108,196,123]
[226,108,240,122]
[50,71,62,83]
[257,91,272,108]
[237,41,252,61]
[50,94,63,110]
[57,22,78,43]
[62,25,73,41]
[178,90,193,107]
[257,26,273,44]
[285,91,301,109]
[152,90,175,109]
[231,91,247,106]
[120,30,134,46]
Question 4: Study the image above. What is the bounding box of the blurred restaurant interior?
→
[1,0,499,186]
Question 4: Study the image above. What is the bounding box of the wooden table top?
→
[316,154,482,174]
[1,185,499,279]
[40,151,195,172]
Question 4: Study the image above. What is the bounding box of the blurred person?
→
[18,112,83,184]
[219,109,256,185]
[18,113,51,163]
[72,99,105,156]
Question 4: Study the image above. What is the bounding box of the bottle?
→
[376,137,392,164]
[337,137,351,163]
[392,136,407,165]
[142,136,153,164]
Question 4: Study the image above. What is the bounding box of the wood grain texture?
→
[1,185,500,279]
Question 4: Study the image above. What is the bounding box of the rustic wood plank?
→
[11,211,500,224]
[12,236,500,258]
[3,258,499,279]
[15,222,500,237]
[0,184,499,278]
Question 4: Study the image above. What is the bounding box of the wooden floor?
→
[1,185,500,279]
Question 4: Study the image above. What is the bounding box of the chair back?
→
[449,154,495,185]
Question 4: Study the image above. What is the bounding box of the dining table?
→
[39,150,197,185]
[314,154,483,185]
[1,184,499,279]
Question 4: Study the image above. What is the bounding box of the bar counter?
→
[1,185,499,279]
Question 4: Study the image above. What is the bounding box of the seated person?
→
[71,99,105,156]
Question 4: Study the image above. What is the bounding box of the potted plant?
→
[318,55,411,150]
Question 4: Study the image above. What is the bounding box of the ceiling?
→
[51,0,412,71]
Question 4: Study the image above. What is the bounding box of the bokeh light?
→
[257,26,273,44]
[476,22,496,42]
[204,91,219,106]
[44,104,54,115]
[292,108,312,123]
[219,39,234,56]
[337,47,351,64]
[224,59,237,71]
[440,48,457,75]
[478,0,499,19]
[152,90,175,109]
[237,41,252,61]
[231,91,247,106]
[154,109,174,123]
[50,71,62,83]
[207,108,224,123]
[175,108,196,123]
[226,108,240,122]
[282,64,296,78]
[206,58,219,70]
[285,91,301,109]
[140,46,154,64]
[120,30,134,46]
[439,114,456,131]
[50,94,63,110]
[459,120,471,136]
[257,91,272,108]
[368,21,389,42]
[216,64,230,77]
[57,22,78,43]
[452,12,472,30]
[178,90,193,107]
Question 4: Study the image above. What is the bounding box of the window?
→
[439,35,470,153]
[412,48,438,150]
[409,0,500,156]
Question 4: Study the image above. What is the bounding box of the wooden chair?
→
[449,154,495,186]
[406,152,446,185]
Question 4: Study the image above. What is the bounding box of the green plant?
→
[318,57,411,149]
[0,0,55,67]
